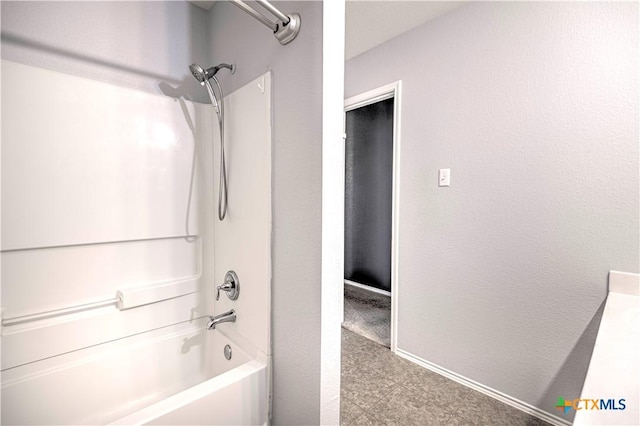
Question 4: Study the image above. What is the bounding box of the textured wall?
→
[208,2,324,424]
[346,2,638,420]
[0,1,210,102]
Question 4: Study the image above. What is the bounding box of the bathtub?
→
[2,319,269,425]
[112,360,267,425]
[111,326,269,426]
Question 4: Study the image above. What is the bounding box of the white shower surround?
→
[1,61,272,424]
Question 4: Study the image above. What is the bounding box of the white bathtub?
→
[111,327,269,426]
[2,319,269,425]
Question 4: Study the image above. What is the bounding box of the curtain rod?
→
[229,0,301,45]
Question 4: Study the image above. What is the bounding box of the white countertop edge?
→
[609,271,640,297]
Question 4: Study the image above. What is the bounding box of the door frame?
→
[343,80,401,352]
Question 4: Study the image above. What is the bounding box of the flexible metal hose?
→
[203,77,228,221]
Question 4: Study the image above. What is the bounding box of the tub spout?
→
[207,309,236,330]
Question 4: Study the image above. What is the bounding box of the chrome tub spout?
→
[207,309,236,330]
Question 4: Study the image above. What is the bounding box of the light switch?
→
[439,168,450,187]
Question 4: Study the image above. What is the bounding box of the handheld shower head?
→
[189,63,207,83]
[189,62,234,221]
[189,63,236,84]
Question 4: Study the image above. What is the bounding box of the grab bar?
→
[1,297,120,327]
[1,278,199,328]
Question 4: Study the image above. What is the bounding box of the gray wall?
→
[1,1,210,102]
[208,2,324,424]
[346,1,638,420]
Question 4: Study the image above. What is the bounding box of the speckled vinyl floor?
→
[340,328,554,426]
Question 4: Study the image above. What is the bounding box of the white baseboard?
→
[344,279,391,297]
[394,348,571,426]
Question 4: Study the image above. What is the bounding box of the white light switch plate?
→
[439,168,450,187]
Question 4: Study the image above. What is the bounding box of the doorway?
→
[342,81,401,352]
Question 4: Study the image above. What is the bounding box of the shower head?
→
[189,63,236,84]
[189,63,208,83]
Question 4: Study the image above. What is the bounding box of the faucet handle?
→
[216,270,240,301]
[216,281,233,300]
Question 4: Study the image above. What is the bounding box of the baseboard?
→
[394,348,571,426]
[344,279,391,297]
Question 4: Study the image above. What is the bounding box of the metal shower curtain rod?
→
[230,0,301,45]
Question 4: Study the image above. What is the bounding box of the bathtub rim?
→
[109,359,267,425]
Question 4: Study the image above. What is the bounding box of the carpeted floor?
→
[342,283,391,347]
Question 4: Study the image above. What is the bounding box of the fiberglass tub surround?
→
[1,60,272,424]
